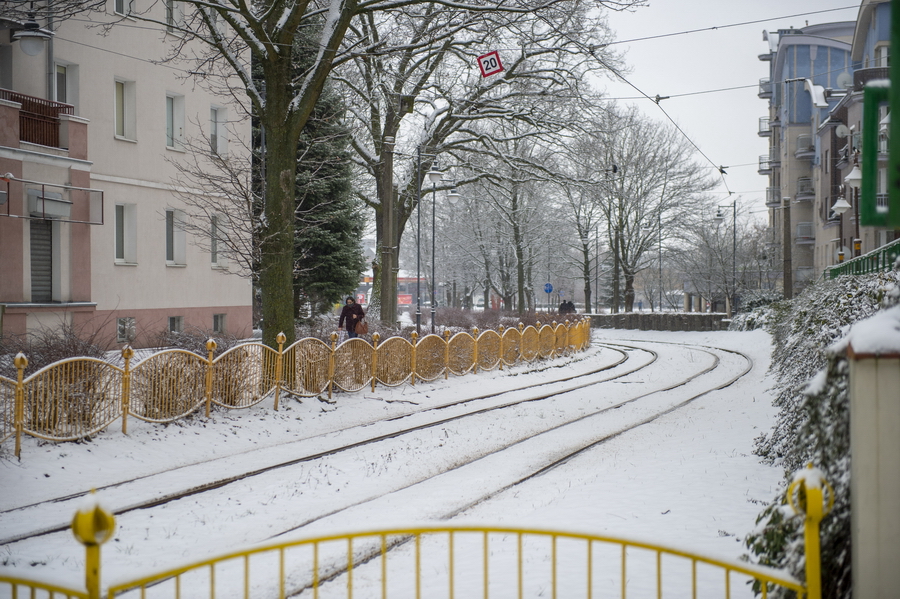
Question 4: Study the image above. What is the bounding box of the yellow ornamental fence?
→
[0,464,831,599]
[0,320,590,457]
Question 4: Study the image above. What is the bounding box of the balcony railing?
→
[877,193,889,212]
[0,88,74,148]
[795,134,814,159]
[854,67,890,91]
[795,222,814,243]
[758,117,771,137]
[758,148,780,174]
[766,187,781,207]
[758,77,772,98]
[795,177,814,201]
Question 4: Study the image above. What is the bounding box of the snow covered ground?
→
[0,329,786,597]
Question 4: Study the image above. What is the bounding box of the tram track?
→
[243,342,755,598]
[0,342,648,544]
[1,340,747,552]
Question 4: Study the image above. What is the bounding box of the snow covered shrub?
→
[0,323,107,378]
[745,268,899,598]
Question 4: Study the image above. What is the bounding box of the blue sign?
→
[544,283,553,294]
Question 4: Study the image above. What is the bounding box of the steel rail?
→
[3,341,742,551]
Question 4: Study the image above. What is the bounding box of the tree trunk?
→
[259,118,299,348]
[623,269,635,312]
[582,243,592,314]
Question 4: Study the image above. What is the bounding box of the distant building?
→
[758,20,854,297]
[0,3,252,347]
[759,0,897,297]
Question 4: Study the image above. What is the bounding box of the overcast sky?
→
[599,1,861,218]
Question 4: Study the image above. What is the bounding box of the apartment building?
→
[758,21,854,297]
[0,1,252,348]
[814,0,897,273]
[759,0,897,296]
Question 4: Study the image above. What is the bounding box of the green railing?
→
[826,237,900,279]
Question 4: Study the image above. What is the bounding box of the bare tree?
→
[334,1,632,322]
[585,105,717,312]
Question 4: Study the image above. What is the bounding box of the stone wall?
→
[588,312,729,332]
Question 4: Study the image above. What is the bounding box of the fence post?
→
[13,353,26,459]
[328,333,337,399]
[518,323,525,364]
[498,325,505,371]
[443,330,451,379]
[472,327,479,374]
[274,332,286,411]
[551,321,558,358]
[410,332,418,385]
[787,464,832,599]
[847,336,900,597]
[371,333,380,392]
[71,491,115,599]
[121,346,134,434]
[205,339,217,417]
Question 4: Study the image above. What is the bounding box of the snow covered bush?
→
[745,268,900,598]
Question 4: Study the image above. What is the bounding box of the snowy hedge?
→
[742,267,900,599]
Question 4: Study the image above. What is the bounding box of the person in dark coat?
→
[339,296,365,338]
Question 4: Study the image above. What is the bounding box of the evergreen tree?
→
[289,37,365,318]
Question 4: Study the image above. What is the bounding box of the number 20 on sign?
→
[478,51,504,77]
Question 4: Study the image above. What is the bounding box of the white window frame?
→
[115,78,136,141]
[212,313,226,334]
[165,0,184,32]
[165,208,187,265]
[165,93,185,150]
[168,315,184,333]
[114,0,134,16]
[209,105,228,155]
[117,317,136,343]
[115,203,137,264]
[210,213,228,267]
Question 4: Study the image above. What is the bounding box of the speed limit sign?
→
[477,51,504,77]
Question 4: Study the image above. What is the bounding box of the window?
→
[165,93,184,149]
[30,220,53,302]
[55,65,67,104]
[114,0,133,16]
[213,314,226,334]
[115,79,136,140]
[165,0,184,31]
[165,208,186,265]
[117,317,136,343]
[115,203,137,263]
[168,316,184,333]
[209,106,227,154]
[210,214,219,264]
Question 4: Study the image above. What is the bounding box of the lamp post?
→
[831,196,851,262]
[713,201,737,317]
[843,163,862,257]
[415,147,440,335]
[431,183,459,333]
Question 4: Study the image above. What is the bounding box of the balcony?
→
[758,78,772,99]
[758,117,772,137]
[795,177,814,202]
[0,88,74,149]
[765,187,782,207]
[758,148,780,175]
[854,67,890,91]
[795,222,815,244]
[795,134,815,159]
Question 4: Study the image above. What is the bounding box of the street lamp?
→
[429,180,459,333]
[713,201,737,317]
[831,196,852,262]
[415,147,440,335]
[844,163,862,257]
